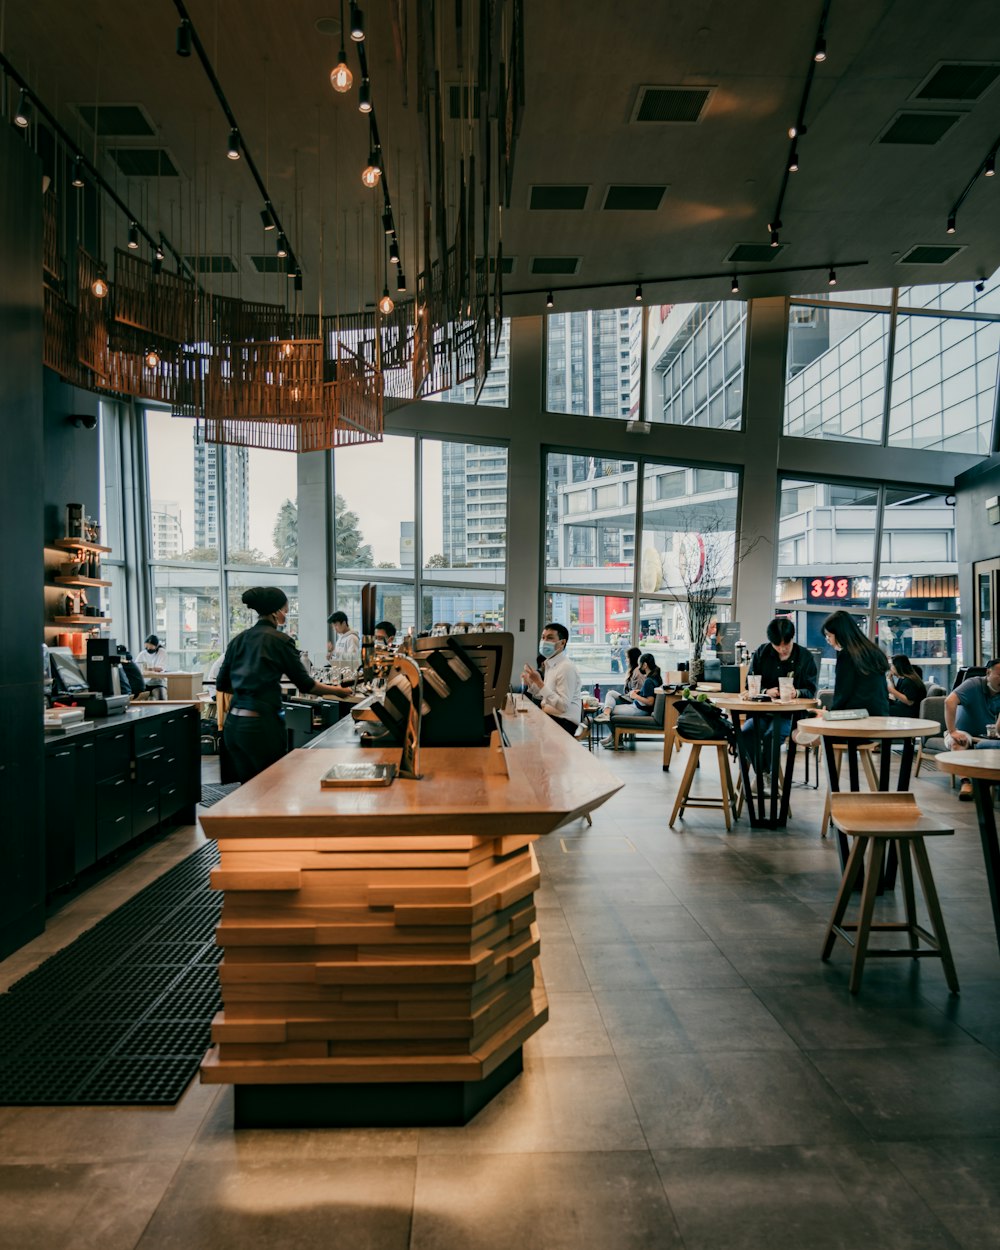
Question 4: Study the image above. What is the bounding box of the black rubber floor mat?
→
[199,782,240,808]
[0,840,222,1105]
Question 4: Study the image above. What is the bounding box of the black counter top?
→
[43,702,196,743]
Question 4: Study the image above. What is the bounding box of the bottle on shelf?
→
[65,503,84,539]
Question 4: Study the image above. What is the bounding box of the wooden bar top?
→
[201,700,623,840]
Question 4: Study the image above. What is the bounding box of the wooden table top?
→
[936,749,1000,780]
[709,695,818,714]
[201,700,623,839]
[796,715,939,738]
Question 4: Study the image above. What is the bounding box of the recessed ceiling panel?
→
[631,86,712,123]
[897,245,964,264]
[602,185,666,211]
[727,243,786,263]
[914,62,1000,101]
[108,148,179,177]
[529,185,589,210]
[74,103,156,136]
[531,257,580,275]
[878,112,963,144]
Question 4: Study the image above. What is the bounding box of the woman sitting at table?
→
[598,646,643,718]
[886,654,927,717]
[603,653,661,748]
[822,610,890,715]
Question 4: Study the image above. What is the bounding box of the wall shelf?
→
[54,576,113,588]
[53,538,112,554]
[52,616,113,627]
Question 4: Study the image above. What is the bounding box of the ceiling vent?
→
[631,86,712,123]
[914,62,1000,102]
[878,112,962,144]
[897,245,964,265]
[727,243,785,263]
[530,257,580,275]
[185,255,239,274]
[248,255,287,274]
[448,83,481,120]
[73,103,156,136]
[108,148,179,177]
[529,185,589,210]
[602,185,666,211]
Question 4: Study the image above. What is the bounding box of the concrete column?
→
[296,450,331,662]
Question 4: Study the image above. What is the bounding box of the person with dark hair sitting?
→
[887,653,927,717]
[520,622,582,734]
[218,587,348,783]
[741,617,818,785]
[945,657,1000,799]
[135,633,168,699]
[597,646,643,719]
[822,609,890,714]
[603,653,661,749]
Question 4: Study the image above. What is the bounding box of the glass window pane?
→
[898,269,1000,316]
[646,302,746,430]
[545,454,637,593]
[784,305,889,442]
[637,599,729,675]
[419,587,504,632]
[426,318,511,406]
[776,479,877,610]
[227,570,300,647]
[225,449,298,568]
[888,315,1000,455]
[146,410,217,562]
[543,592,630,688]
[876,615,960,691]
[546,308,642,418]
[152,567,221,671]
[790,289,892,307]
[422,440,507,585]
[639,461,739,601]
[878,491,958,611]
[334,581,417,638]
[333,434,414,575]
[98,401,123,557]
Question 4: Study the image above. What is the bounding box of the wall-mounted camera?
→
[69,413,98,430]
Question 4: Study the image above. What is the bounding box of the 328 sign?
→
[808,575,850,601]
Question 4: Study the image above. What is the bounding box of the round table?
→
[709,696,818,829]
[797,715,939,873]
[936,750,1000,958]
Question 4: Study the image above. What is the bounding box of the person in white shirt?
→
[135,633,167,699]
[327,610,361,671]
[520,622,582,734]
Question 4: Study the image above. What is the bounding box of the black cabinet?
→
[74,738,96,873]
[43,744,76,893]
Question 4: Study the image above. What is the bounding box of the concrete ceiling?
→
[9,0,1000,317]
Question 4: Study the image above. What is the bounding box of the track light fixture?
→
[827,267,837,286]
[378,286,394,315]
[770,229,780,247]
[286,253,297,277]
[14,88,31,128]
[731,275,740,294]
[788,124,807,140]
[986,153,996,177]
[227,128,241,160]
[788,149,799,172]
[396,270,407,293]
[350,2,365,41]
[358,78,372,113]
[176,19,192,56]
[634,283,643,303]
[260,204,275,231]
[144,349,161,369]
[975,280,986,294]
[71,156,85,188]
[388,238,400,266]
[814,36,827,62]
[382,210,394,235]
[276,233,289,258]
[152,255,163,276]
[946,214,956,235]
[155,239,165,262]
[294,267,303,292]
[127,222,140,250]
[545,290,554,309]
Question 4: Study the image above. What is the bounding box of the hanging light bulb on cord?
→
[330,0,353,91]
[145,348,161,369]
[379,287,395,315]
[91,274,109,299]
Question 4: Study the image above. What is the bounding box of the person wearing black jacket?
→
[887,653,927,718]
[216,586,346,783]
[742,618,818,782]
[822,609,890,715]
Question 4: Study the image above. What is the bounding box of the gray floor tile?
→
[595,986,797,1053]
[887,1138,1000,1248]
[576,939,746,989]
[565,903,710,944]
[411,1151,682,1250]
[523,990,614,1058]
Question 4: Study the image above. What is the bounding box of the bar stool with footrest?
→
[669,705,737,831]
[822,792,959,994]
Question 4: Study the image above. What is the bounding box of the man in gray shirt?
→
[945,658,1000,799]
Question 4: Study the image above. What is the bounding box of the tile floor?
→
[2,745,999,1249]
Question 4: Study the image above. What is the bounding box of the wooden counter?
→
[200,700,622,1126]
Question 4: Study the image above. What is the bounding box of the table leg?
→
[824,738,851,872]
[778,732,796,827]
[769,718,782,826]
[973,779,1000,959]
[847,744,860,792]
[879,737,893,790]
[733,711,761,829]
[897,737,915,792]
[662,718,675,772]
[882,736,916,891]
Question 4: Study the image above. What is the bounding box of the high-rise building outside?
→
[193,429,249,554]
[150,499,183,560]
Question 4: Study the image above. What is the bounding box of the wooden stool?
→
[820,742,879,837]
[822,793,959,994]
[669,737,737,831]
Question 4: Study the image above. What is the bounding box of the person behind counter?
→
[821,609,890,714]
[374,620,396,646]
[135,633,167,699]
[886,654,927,717]
[520,622,582,735]
[217,587,350,784]
[327,610,361,669]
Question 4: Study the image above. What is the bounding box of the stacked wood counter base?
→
[200,701,622,1127]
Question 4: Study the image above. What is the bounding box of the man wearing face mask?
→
[216,586,347,783]
[520,622,582,735]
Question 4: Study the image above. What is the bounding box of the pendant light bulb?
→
[361,158,382,189]
[14,89,31,128]
[827,267,837,286]
[91,275,109,299]
[145,349,160,369]
[330,47,354,92]
[358,78,372,113]
[388,238,400,266]
[227,129,241,160]
[260,205,275,231]
[127,222,140,250]
[280,341,294,359]
[545,290,554,309]
[276,233,289,259]
[379,287,395,315]
[349,2,365,41]
[71,156,85,189]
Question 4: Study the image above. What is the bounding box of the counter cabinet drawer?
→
[135,749,166,787]
[132,779,160,835]
[134,719,166,756]
[96,774,131,857]
[95,729,130,780]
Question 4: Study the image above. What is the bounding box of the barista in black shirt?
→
[216,586,346,783]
